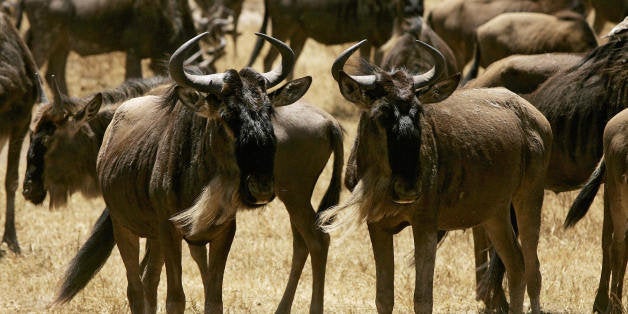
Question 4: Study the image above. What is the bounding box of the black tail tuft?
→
[461,38,481,86]
[53,208,116,305]
[564,160,606,228]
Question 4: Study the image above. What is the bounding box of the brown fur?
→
[0,11,41,254]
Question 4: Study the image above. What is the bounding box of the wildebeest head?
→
[332,40,459,205]
[170,32,309,207]
[23,76,103,208]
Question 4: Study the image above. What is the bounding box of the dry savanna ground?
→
[0,0,623,313]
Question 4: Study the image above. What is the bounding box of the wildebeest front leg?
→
[125,50,143,81]
[411,218,438,314]
[204,220,236,313]
[141,239,164,314]
[368,223,395,314]
[159,221,185,313]
[46,47,70,95]
[276,223,309,313]
[2,122,28,254]
[113,222,145,313]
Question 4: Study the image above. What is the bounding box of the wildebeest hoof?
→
[2,235,21,254]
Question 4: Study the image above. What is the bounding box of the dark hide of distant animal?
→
[428,0,587,70]
[247,0,424,76]
[23,0,198,94]
[564,108,628,313]
[464,10,597,79]
[321,39,552,314]
[0,11,44,254]
[23,76,171,208]
[590,0,628,34]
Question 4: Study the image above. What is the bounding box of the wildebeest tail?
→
[461,37,480,86]
[316,122,344,216]
[564,159,606,228]
[246,0,269,67]
[53,208,116,305]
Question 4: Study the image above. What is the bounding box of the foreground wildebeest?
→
[247,0,423,74]
[320,39,552,313]
[590,0,628,34]
[428,0,586,70]
[0,11,44,253]
[479,23,628,313]
[564,109,628,314]
[464,10,597,79]
[464,53,583,93]
[23,0,201,94]
[379,16,458,77]
[55,33,343,313]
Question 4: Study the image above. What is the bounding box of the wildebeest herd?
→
[0,0,626,313]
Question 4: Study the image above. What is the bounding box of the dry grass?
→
[0,0,623,313]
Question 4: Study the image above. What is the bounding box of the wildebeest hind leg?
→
[594,187,613,313]
[141,239,164,314]
[276,223,309,313]
[113,222,144,313]
[2,121,28,254]
[158,221,185,313]
[483,213,525,314]
[368,223,395,314]
[125,51,142,80]
[608,184,627,313]
[46,47,69,95]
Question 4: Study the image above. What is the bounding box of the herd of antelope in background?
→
[0,0,626,313]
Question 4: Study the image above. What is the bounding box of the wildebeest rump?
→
[464,10,596,79]
[23,0,199,94]
[428,0,586,70]
[321,40,552,314]
[564,108,628,314]
[247,0,423,75]
[0,11,44,254]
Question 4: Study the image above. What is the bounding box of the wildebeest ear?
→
[176,86,216,118]
[269,76,312,107]
[416,73,460,104]
[338,71,373,109]
[73,93,103,124]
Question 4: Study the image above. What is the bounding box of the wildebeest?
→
[0,10,45,254]
[428,0,586,70]
[464,53,583,93]
[23,0,206,94]
[465,10,596,76]
[247,0,423,74]
[193,0,243,52]
[479,23,628,312]
[380,16,458,77]
[564,109,628,314]
[590,0,628,34]
[321,39,552,314]
[54,33,343,313]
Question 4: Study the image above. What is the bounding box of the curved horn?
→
[331,39,377,86]
[412,40,446,89]
[169,32,225,94]
[34,73,48,104]
[255,32,295,88]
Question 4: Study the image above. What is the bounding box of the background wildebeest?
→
[589,0,628,34]
[379,16,458,77]
[427,0,586,70]
[321,39,552,314]
[479,21,628,312]
[0,10,44,254]
[247,0,423,75]
[463,10,597,81]
[564,108,628,314]
[193,0,244,52]
[22,0,211,95]
[464,53,583,93]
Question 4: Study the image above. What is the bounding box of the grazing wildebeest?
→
[590,0,628,34]
[564,109,628,314]
[321,39,552,314]
[464,53,583,93]
[479,24,628,313]
[247,0,423,74]
[465,10,597,77]
[0,11,45,254]
[22,0,208,94]
[427,0,586,70]
[55,33,343,313]
[379,16,458,77]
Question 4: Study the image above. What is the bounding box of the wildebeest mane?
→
[529,36,627,161]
